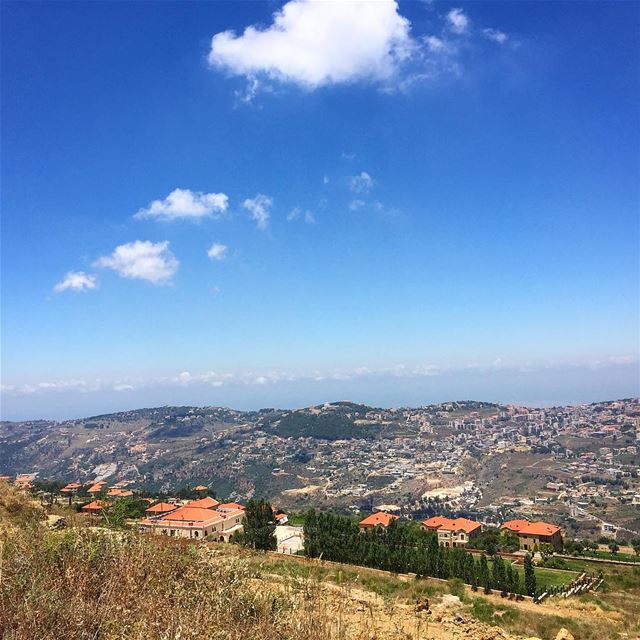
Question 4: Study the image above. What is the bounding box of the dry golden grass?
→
[0,526,336,640]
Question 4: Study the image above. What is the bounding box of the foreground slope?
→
[2,484,639,640]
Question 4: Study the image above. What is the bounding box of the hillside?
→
[1,483,639,640]
[1,399,638,534]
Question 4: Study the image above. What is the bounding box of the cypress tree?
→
[478,554,491,592]
[492,555,506,591]
[524,552,536,596]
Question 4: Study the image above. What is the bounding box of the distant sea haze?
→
[1,359,637,421]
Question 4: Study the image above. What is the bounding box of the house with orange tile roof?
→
[422,516,482,548]
[140,503,245,542]
[87,482,106,494]
[107,488,134,498]
[82,499,108,514]
[501,519,563,551]
[358,512,400,530]
[193,485,209,492]
[61,482,81,493]
[15,474,36,489]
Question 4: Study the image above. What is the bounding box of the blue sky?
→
[1,0,638,420]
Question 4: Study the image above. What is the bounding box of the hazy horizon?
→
[2,360,637,422]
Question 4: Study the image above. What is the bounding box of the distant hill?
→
[261,402,384,440]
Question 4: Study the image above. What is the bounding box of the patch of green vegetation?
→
[581,550,639,563]
[470,598,519,626]
[262,406,384,440]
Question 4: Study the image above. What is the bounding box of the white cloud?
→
[53,271,98,294]
[243,194,272,230]
[350,171,374,193]
[207,243,228,261]
[288,207,316,224]
[95,240,179,284]
[208,0,415,89]
[424,35,448,53]
[113,384,134,392]
[482,28,507,44]
[349,199,366,211]
[447,8,469,34]
[134,188,228,222]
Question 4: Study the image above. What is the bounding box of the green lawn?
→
[488,560,577,590]
[581,550,639,563]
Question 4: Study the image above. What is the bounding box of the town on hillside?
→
[2,398,639,544]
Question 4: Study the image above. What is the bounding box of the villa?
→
[501,519,563,551]
[422,516,482,547]
[140,500,245,541]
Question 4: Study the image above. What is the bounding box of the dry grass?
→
[0,526,336,640]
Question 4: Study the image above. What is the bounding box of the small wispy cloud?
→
[482,28,508,44]
[207,243,228,261]
[349,199,366,211]
[95,240,179,284]
[243,194,272,230]
[350,171,374,194]
[134,188,228,222]
[447,8,469,34]
[113,384,134,392]
[287,207,316,224]
[53,271,98,294]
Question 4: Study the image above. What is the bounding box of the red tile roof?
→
[159,506,224,524]
[82,500,108,512]
[186,496,220,510]
[423,516,482,534]
[107,488,133,497]
[145,502,176,514]
[422,516,451,530]
[501,519,561,537]
[359,512,399,528]
[216,502,245,512]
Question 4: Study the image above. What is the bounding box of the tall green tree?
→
[242,499,277,551]
[478,554,491,592]
[492,555,507,591]
[524,552,536,596]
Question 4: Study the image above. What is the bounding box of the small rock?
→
[440,594,462,608]
[554,629,575,640]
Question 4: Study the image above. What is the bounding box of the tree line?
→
[303,511,537,596]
